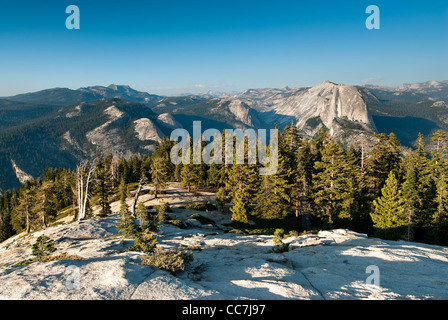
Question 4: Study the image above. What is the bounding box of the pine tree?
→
[117,202,139,237]
[254,153,291,220]
[405,133,435,229]
[430,129,448,159]
[370,171,407,240]
[157,199,169,225]
[12,187,38,233]
[279,124,301,171]
[312,139,358,225]
[31,235,56,261]
[117,179,139,237]
[127,227,158,253]
[0,191,15,242]
[94,157,112,217]
[228,163,259,225]
[430,130,448,230]
[206,162,222,187]
[402,167,418,241]
[136,201,149,226]
[215,187,226,212]
[35,181,57,229]
[152,137,176,181]
[365,133,401,197]
[433,174,448,229]
[150,155,169,198]
[291,138,314,229]
[230,186,251,225]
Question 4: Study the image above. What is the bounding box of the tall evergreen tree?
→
[430,130,448,230]
[371,171,407,240]
[365,133,401,197]
[150,154,169,198]
[136,201,149,227]
[94,157,112,217]
[117,179,138,237]
[403,133,435,229]
[230,186,251,225]
[312,139,358,225]
[291,138,314,229]
[12,187,38,233]
[279,124,301,171]
[36,181,57,229]
[180,163,202,192]
[0,191,14,242]
[433,173,448,230]
[254,152,291,220]
[402,167,418,241]
[228,163,259,225]
[206,162,222,188]
[215,187,226,212]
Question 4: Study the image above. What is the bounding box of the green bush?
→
[32,235,56,261]
[117,216,140,238]
[13,259,34,267]
[13,237,83,267]
[191,213,216,226]
[165,219,187,229]
[156,200,170,223]
[273,228,285,245]
[47,252,83,261]
[127,228,158,253]
[141,247,193,274]
[215,187,226,211]
[271,243,290,253]
[180,201,216,211]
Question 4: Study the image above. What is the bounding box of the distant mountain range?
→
[0,80,447,192]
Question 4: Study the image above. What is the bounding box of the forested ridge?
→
[1,126,448,246]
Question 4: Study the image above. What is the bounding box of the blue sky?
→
[0,0,447,96]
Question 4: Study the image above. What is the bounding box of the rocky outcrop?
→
[262,81,376,136]
[10,160,33,184]
[156,113,183,130]
[1,183,447,300]
[227,99,261,128]
[86,105,130,157]
[134,118,165,142]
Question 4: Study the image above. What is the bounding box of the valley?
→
[1,80,447,193]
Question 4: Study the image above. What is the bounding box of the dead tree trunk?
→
[76,160,95,221]
[131,178,146,218]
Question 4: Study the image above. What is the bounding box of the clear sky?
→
[0,0,447,96]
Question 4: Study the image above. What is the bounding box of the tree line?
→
[1,127,448,246]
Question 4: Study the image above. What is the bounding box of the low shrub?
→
[190,213,216,226]
[271,243,290,253]
[117,216,140,238]
[180,201,216,211]
[32,235,56,261]
[165,219,187,229]
[142,247,193,274]
[273,228,285,245]
[127,228,158,253]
